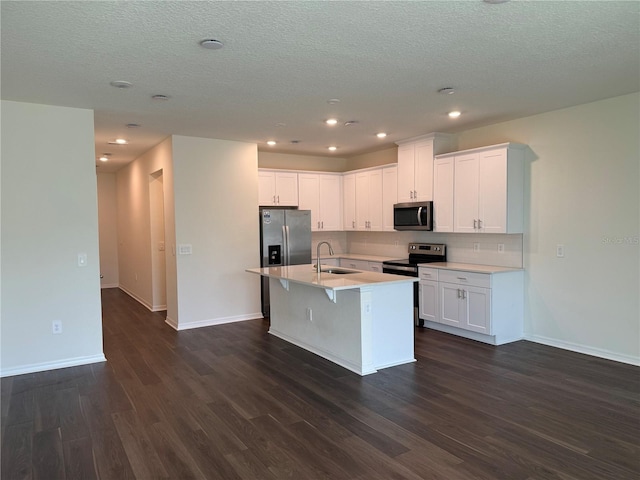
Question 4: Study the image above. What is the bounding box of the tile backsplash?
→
[313,230,523,268]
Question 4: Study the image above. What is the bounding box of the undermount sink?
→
[316,267,359,275]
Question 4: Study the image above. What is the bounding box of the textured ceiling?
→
[2,1,639,172]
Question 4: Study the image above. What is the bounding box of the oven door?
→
[382,264,420,322]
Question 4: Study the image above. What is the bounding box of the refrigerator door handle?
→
[284,225,291,265]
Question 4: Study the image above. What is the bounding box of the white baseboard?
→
[0,353,107,378]
[151,304,167,312]
[167,312,263,331]
[525,334,640,366]
[118,285,154,311]
[101,283,119,289]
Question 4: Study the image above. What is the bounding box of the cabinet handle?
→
[317,221,321,229]
[352,220,356,228]
[462,290,467,299]
[478,219,482,229]
[321,221,324,229]
[457,289,462,299]
[273,195,276,204]
[414,190,417,199]
[457,276,467,281]
[473,219,477,229]
[277,195,280,204]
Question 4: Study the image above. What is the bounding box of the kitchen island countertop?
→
[246,264,417,291]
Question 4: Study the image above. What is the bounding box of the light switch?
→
[78,253,87,267]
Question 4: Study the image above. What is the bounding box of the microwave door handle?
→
[417,206,423,226]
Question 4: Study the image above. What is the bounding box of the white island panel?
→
[248,265,416,376]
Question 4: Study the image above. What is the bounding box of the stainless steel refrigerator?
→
[259,208,312,317]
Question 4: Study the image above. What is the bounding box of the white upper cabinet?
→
[432,156,455,232]
[298,173,342,231]
[436,143,526,234]
[396,133,456,203]
[382,165,397,231]
[355,169,383,231]
[258,170,298,206]
[342,173,357,231]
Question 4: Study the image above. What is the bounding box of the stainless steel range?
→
[382,243,446,326]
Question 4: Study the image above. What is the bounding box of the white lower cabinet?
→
[418,266,523,345]
[340,258,382,273]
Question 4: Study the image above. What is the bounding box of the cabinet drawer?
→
[418,267,438,281]
[438,270,491,288]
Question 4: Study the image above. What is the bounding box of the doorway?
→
[149,170,167,310]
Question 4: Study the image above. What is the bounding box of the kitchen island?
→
[246,264,418,375]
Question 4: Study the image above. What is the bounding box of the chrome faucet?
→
[316,241,334,273]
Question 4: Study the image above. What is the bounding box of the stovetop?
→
[383,243,446,267]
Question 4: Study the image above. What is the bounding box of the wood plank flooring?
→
[2,287,639,479]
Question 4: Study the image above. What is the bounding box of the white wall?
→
[171,136,261,329]
[259,151,348,172]
[455,93,639,364]
[97,173,119,287]
[1,101,105,376]
[116,137,176,313]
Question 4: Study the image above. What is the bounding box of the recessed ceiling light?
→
[448,111,462,118]
[200,39,224,50]
[267,140,277,146]
[152,94,170,101]
[325,119,338,126]
[328,146,337,151]
[99,156,109,162]
[290,140,300,144]
[438,87,455,95]
[114,138,128,144]
[110,80,132,89]
[327,99,340,105]
[126,123,141,128]
[376,132,387,138]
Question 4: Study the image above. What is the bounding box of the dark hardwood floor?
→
[2,288,639,479]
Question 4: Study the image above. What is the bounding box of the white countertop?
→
[419,262,523,274]
[246,264,417,291]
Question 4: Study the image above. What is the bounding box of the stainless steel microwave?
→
[393,201,433,231]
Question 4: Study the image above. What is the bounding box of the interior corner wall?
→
[171,135,261,329]
[116,137,176,315]
[97,173,119,287]
[0,100,105,376]
[456,92,640,365]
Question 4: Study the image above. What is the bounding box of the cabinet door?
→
[319,174,342,231]
[382,166,397,231]
[419,280,438,323]
[258,171,276,206]
[454,153,480,233]
[478,149,507,234]
[340,259,369,271]
[397,143,415,203]
[275,172,298,206]
[368,169,383,231]
[433,157,454,232]
[355,172,370,230]
[343,173,357,231]
[414,139,434,201]
[464,286,491,334]
[439,282,463,328]
[298,174,320,231]
[368,262,383,273]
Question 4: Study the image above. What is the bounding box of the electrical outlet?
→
[556,244,565,258]
[473,243,480,252]
[394,240,399,247]
[52,320,62,334]
[497,243,505,253]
